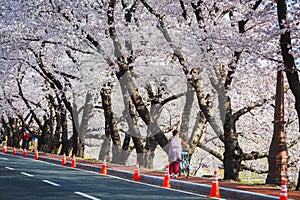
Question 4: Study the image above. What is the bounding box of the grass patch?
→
[238,171,265,184]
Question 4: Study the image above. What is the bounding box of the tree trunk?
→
[99,137,111,161]
[180,83,194,143]
[223,96,243,181]
[61,109,68,155]
[100,84,123,163]
[77,92,94,157]
[1,117,12,146]
[7,117,14,147]
[121,85,146,165]
[47,105,54,153]
[223,130,243,180]
[40,116,50,152]
[144,151,155,169]
[190,111,207,155]
[296,169,300,191]
[71,120,79,156]
[112,145,129,164]
[52,110,62,154]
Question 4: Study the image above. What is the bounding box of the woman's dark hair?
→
[172,129,179,136]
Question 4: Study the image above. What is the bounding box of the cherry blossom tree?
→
[0,0,299,185]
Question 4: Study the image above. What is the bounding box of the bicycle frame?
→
[179,151,190,178]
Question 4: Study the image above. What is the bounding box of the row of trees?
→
[0,0,299,187]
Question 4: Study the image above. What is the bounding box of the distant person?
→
[0,127,3,141]
[20,131,30,150]
[168,129,188,178]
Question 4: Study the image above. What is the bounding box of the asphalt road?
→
[0,153,211,200]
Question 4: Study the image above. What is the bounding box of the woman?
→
[168,129,188,178]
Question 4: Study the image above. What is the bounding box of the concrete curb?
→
[34,154,281,200]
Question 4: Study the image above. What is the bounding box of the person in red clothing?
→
[168,129,188,178]
[20,131,30,150]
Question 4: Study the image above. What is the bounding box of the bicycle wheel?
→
[182,167,189,178]
[178,162,182,177]
[182,161,190,178]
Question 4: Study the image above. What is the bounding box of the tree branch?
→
[197,142,223,161]
[242,151,268,160]
[232,99,267,123]
[240,164,268,174]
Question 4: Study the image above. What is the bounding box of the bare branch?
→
[232,99,267,123]
[197,142,223,161]
[243,151,268,160]
[240,164,268,174]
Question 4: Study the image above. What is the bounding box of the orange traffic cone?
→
[161,165,171,188]
[2,143,7,153]
[12,147,17,155]
[100,157,107,175]
[279,180,288,200]
[23,149,27,157]
[209,170,221,198]
[34,150,39,160]
[61,153,67,166]
[71,155,76,168]
[133,161,140,181]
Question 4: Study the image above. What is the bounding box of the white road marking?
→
[5,154,204,198]
[5,167,14,170]
[74,192,101,200]
[0,157,8,160]
[111,175,207,197]
[70,165,205,197]
[42,180,60,187]
[21,172,34,177]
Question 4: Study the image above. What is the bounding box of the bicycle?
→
[178,151,190,178]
